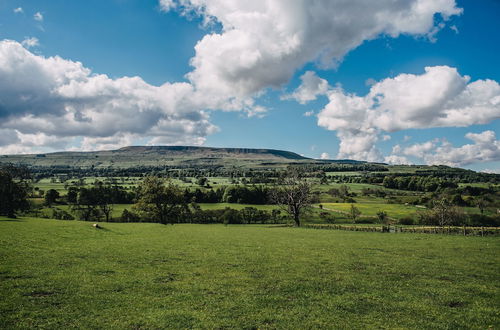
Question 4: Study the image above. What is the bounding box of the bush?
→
[51,208,74,220]
[398,217,414,225]
[355,217,377,224]
[467,214,500,227]
[121,209,141,222]
[319,211,335,224]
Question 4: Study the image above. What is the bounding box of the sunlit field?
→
[1,217,498,329]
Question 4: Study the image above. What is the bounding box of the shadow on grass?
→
[0,218,25,222]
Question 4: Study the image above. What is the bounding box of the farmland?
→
[1,217,499,329]
[1,146,500,329]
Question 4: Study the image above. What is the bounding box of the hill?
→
[0,145,364,169]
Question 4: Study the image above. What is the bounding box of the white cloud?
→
[304,111,315,117]
[13,7,24,14]
[402,140,437,158]
[283,71,329,104]
[320,152,330,160]
[365,78,377,86]
[390,131,500,167]
[450,25,459,34]
[317,66,500,161]
[21,37,40,48]
[481,168,500,174]
[0,40,218,154]
[424,131,500,166]
[427,22,445,43]
[1,1,466,153]
[162,0,462,100]
[34,12,43,21]
[159,0,176,11]
[382,135,391,141]
[384,155,412,165]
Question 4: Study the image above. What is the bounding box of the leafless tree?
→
[270,169,312,227]
[431,198,466,227]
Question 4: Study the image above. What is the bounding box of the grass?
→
[197,203,278,211]
[1,217,499,329]
[321,202,422,219]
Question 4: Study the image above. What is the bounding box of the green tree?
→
[339,185,350,202]
[349,204,361,223]
[0,165,31,218]
[376,211,388,224]
[72,188,100,221]
[196,177,208,187]
[44,189,60,207]
[134,176,184,224]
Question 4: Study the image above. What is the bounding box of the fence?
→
[303,224,500,236]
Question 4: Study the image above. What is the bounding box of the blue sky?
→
[0,0,499,171]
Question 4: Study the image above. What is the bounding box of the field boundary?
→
[303,223,500,236]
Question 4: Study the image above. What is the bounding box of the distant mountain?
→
[0,145,365,168]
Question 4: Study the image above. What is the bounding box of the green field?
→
[321,202,424,219]
[1,217,499,329]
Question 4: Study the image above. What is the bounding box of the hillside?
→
[0,145,362,169]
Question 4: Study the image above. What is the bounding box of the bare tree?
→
[270,169,312,227]
[431,198,466,227]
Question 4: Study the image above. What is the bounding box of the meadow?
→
[320,202,423,219]
[1,217,499,329]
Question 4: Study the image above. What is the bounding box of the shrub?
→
[467,214,500,227]
[355,217,377,224]
[121,209,141,222]
[51,208,74,220]
[398,217,414,225]
[319,211,335,224]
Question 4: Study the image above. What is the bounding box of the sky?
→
[0,0,499,172]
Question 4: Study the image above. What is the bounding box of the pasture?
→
[1,217,499,329]
[321,202,423,219]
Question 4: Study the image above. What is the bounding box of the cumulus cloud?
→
[303,111,315,117]
[161,0,462,99]
[283,71,329,104]
[320,152,330,160]
[21,37,40,48]
[0,40,218,153]
[424,131,500,166]
[34,12,43,21]
[13,7,24,14]
[384,155,412,165]
[401,140,437,158]
[317,66,500,161]
[389,131,500,167]
[482,168,500,174]
[159,0,176,11]
[2,1,466,152]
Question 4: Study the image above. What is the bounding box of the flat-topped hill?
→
[0,145,364,168]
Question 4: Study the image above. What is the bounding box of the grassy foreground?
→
[1,218,499,329]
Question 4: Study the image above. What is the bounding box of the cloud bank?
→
[0,40,217,153]
[2,0,465,153]
[316,66,500,162]
[389,131,500,166]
